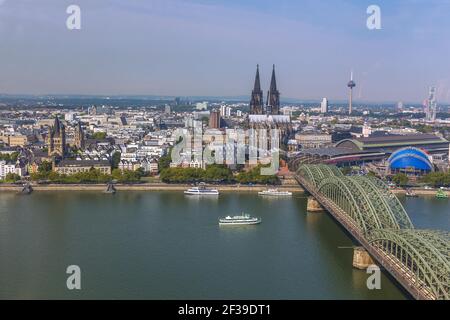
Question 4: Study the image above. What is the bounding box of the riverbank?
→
[2,183,449,197]
[392,188,450,196]
[0,183,304,192]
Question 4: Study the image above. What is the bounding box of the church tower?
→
[266,65,280,115]
[48,116,66,157]
[74,121,85,149]
[250,65,264,115]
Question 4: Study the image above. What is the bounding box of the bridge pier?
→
[352,247,375,270]
[307,196,325,212]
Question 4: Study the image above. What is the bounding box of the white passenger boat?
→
[184,183,219,195]
[258,188,292,196]
[219,213,261,226]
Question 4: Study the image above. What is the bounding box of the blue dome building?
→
[388,147,433,174]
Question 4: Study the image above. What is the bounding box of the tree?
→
[158,146,173,170]
[4,173,21,183]
[111,169,142,183]
[111,152,121,169]
[392,173,409,187]
[420,172,450,187]
[235,165,279,185]
[0,152,19,162]
[92,132,107,140]
[38,161,53,173]
[204,165,233,183]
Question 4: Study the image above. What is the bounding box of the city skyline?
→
[1,0,450,103]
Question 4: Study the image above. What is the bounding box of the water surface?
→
[0,191,447,299]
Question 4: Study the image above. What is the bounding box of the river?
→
[0,191,448,299]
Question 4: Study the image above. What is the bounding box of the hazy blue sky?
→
[1,0,450,102]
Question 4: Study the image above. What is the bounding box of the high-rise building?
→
[426,87,437,122]
[65,112,74,122]
[220,105,231,117]
[250,65,264,115]
[220,105,226,117]
[320,98,328,114]
[397,101,404,113]
[89,106,97,115]
[362,122,372,138]
[347,71,356,115]
[266,65,280,115]
[48,116,66,157]
[164,105,171,114]
[209,109,221,129]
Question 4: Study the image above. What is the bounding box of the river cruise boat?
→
[184,183,219,196]
[219,213,261,226]
[405,189,418,197]
[258,188,292,196]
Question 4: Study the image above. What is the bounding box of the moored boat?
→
[184,183,219,195]
[258,188,292,196]
[435,189,448,199]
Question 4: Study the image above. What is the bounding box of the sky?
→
[0,0,450,103]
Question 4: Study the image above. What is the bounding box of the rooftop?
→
[336,134,448,150]
[356,134,446,145]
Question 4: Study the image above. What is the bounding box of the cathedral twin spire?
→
[250,64,280,115]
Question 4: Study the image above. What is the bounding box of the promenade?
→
[0,183,304,192]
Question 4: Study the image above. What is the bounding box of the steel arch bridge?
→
[368,229,449,300]
[294,164,450,300]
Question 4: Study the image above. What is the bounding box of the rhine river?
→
[0,191,448,299]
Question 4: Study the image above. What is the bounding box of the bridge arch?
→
[352,176,413,229]
[295,164,449,300]
[368,229,450,300]
[317,177,375,233]
[316,176,413,234]
[297,164,342,187]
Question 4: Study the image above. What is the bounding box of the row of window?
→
[55,167,111,174]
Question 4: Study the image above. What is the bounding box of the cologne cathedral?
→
[248,65,292,141]
[250,64,280,115]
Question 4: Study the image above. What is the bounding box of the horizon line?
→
[0,93,439,106]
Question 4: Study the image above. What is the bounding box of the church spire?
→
[53,116,62,137]
[75,121,85,149]
[250,64,264,114]
[266,64,280,115]
[270,64,277,91]
[254,64,261,91]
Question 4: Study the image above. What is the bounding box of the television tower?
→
[347,71,356,115]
